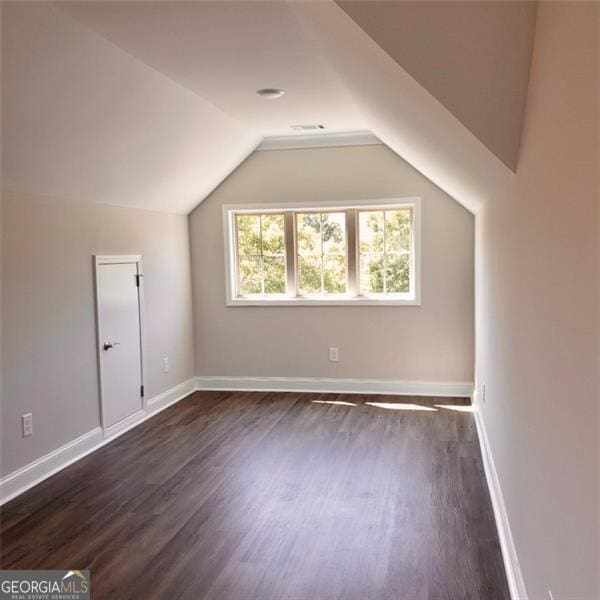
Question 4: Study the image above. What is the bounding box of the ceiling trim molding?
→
[256,130,381,151]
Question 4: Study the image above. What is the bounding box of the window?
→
[297,212,347,296]
[224,198,420,306]
[236,213,286,296]
[358,209,411,295]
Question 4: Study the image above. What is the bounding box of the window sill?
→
[226,295,421,307]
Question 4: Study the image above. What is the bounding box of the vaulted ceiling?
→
[1,1,537,214]
[337,1,538,171]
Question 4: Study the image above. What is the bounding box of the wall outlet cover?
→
[22,413,33,437]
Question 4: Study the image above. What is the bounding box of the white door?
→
[96,258,144,429]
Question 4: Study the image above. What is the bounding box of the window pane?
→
[261,214,285,254]
[385,210,411,253]
[385,253,410,293]
[360,254,384,294]
[298,255,322,295]
[297,213,321,254]
[323,256,346,294]
[358,208,412,296]
[238,256,262,295]
[263,256,286,294]
[322,212,346,255]
[236,214,261,255]
[359,210,384,254]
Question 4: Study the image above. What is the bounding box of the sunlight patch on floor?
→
[310,400,472,412]
[365,402,437,412]
[311,400,357,407]
[435,404,475,413]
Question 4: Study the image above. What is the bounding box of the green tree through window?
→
[359,209,411,294]
[297,212,347,295]
[236,213,286,295]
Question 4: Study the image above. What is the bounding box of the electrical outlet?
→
[22,413,33,437]
[329,347,339,362]
[163,356,170,373]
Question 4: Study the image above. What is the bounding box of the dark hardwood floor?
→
[0,391,509,599]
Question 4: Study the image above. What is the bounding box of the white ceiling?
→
[1,2,259,214]
[288,1,514,213]
[337,1,537,170]
[1,1,534,214]
[56,1,366,136]
[1,1,365,213]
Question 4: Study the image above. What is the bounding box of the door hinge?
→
[135,274,144,287]
[140,385,145,398]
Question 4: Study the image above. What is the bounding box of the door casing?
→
[93,255,147,435]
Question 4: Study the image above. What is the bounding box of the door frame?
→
[93,255,147,435]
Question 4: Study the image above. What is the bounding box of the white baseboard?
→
[0,427,104,507]
[0,378,196,505]
[473,402,527,600]
[103,409,146,439]
[195,375,473,397]
[146,378,195,411]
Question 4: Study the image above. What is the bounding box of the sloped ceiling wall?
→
[1,1,536,215]
[1,2,259,214]
[289,1,514,213]
[337,1,538,170]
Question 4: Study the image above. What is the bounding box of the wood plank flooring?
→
[0,391,509,599]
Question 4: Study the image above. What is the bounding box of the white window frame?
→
[223,198,421,307]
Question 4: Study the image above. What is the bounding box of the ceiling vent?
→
[290,124,326,131]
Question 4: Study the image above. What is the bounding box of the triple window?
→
[225,199,420,305]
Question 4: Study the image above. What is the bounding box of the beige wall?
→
[189,144,474,382]
[0,191,195,476]
[476,3,599,598]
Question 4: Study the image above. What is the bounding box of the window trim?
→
[223,198,421,307]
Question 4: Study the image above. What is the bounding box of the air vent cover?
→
[290,124,326,131]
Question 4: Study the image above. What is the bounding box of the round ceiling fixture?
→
[256,88,285,99]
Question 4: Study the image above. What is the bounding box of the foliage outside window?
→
[297,212,347,295]
[225,199,420,306]
[358,209,411,295]
[236,214,286,296]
